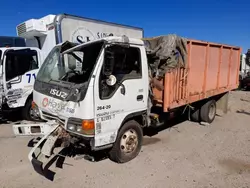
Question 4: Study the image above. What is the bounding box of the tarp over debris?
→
[142,34,188,78]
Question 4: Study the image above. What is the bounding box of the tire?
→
[200,100,216,123]
[190,108,200,122]
[109,120,143,163]
[22,98,39,121]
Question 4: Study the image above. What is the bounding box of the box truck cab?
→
[0,13,143,121]
[0,47,43,120]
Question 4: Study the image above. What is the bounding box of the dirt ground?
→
[1,90,250,188]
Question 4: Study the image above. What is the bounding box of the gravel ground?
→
[1,90,250,188]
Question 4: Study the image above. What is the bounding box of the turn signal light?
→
[31,101,37,109]
[81,119,95,135]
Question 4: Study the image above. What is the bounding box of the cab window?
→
[99,45,142,99]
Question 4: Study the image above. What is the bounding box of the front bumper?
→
[28,124,67,180]
[12,120,58,136]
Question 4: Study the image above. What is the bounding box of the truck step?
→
[149,113,165,127]
[149,121,165,127]
[154,121,165,127]
[149,113,159,119]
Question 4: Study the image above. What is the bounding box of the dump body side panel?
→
[152,39,241,112]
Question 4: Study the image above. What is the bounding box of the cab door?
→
[93,44,148,147]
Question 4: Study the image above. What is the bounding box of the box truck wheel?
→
[109,120,143,163]
[200,100,216,123]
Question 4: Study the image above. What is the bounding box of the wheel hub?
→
[120,129,138,154]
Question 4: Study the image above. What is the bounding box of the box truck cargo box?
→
[17,14,143,59]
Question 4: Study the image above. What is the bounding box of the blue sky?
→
[1,0,249,52]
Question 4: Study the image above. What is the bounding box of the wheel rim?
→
[120,129,138,154]
[208,103,216,120]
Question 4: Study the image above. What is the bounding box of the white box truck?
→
[0,13,143,121]
[17,14,143,58]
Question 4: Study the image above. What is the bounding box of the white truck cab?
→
[27,36,149,174]
[34,36,148,143]
[0,15,55,120]
[0,47,43,120]
[239,54,249,79]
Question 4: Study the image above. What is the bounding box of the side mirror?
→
[106,75,117,86]
[103,48,114,76]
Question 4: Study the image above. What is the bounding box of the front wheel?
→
[109,120,143,163]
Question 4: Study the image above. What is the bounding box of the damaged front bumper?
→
[12,120,59,136]
[28,124,70,180]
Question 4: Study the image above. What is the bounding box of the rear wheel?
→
[109,120,143,163]
[200,100,216,123]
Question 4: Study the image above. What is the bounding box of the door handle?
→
[137,95,143,101]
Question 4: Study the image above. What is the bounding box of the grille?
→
[41,111,65,125]
[17,23,27,36]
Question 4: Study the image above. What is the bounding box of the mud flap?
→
[28,124,65,180]
[12,120,58,136]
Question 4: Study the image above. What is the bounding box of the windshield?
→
[5,49,38,81]
[37,41,104,84]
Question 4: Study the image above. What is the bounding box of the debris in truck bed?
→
[142,34,188,78]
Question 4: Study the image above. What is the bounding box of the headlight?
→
[68,124,76,131]
[76,126,82,132]
[67,118,95,135]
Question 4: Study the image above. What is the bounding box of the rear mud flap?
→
[12,120,58,136]
[28,124,66,180]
